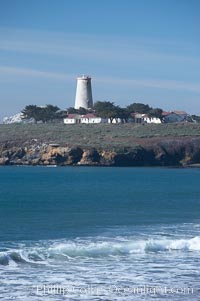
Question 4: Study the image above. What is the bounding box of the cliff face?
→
[0,137,200,167]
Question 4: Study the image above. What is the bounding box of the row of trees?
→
[21,102,200,123]
[22,102,164,123]
[94,102,163,122]
[22,105,65,122]
[68,102,163,123]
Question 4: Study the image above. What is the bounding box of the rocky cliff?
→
[1,136,200,167]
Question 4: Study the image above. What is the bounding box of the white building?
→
[63,114,81,124]
[64,114,107,124]
[143,116,162,124]
[80,114,108,124]
[108,118,124,124]
[74,75,93,109]
[129,113,162,124]
[130,113,145,123]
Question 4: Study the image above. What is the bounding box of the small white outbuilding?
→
[63,114,81,124]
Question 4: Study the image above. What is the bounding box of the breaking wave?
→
[1,236,200,266]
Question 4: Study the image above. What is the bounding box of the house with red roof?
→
[130,112,162,124]
[63,114,81,124]
[81,114,108,124]
[64,113,108,124]
[162,111,189,123]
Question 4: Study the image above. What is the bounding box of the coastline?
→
[1,123,200,167]
[1,137,200,167]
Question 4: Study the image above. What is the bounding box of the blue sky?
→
[0,0,200,121]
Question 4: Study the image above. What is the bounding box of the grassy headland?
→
[0,123,200,149]
[0,123,200,166]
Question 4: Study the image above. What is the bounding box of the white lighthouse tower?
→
[74,75,93,109]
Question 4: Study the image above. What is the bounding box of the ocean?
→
[0,166,200,300]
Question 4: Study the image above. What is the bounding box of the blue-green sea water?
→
[0,166,200,300]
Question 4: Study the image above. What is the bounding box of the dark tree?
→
[22,105,60,122]
[67,107,78,114]
[126,103,152,114]
[22,105,38,121]
[115,107,130,123]
[77,107,88,115]
[94,101,120,123]
[67,107,89,115]
[148,108,163,119]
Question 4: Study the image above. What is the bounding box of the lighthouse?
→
[74,75,93,109]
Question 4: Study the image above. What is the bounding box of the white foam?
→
[1,235,200,301]
[1,236,200,266]
[48,236,200,258]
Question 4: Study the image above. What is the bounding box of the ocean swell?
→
[1,236,200,266]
